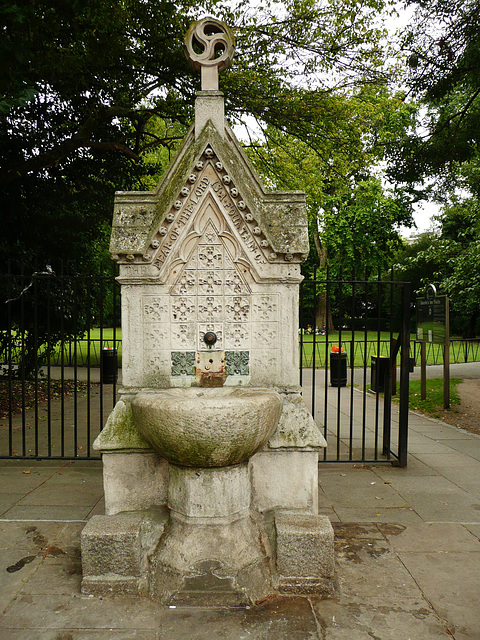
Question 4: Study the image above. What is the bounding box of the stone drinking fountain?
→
[81,17,334,605]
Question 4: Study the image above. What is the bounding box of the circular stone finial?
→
[185,17,235,90]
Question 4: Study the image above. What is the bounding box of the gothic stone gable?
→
[110,121,309,279]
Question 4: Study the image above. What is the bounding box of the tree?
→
[394,199,480,337]
[245,84,415,329]
[0,0,406,365]
[1,0,407,269]
[247,88,415,267]
[1,0,393,186]
[388,0,480,191]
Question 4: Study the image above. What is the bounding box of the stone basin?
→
[131,387,282,467]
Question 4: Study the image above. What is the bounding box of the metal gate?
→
[299,275,411,467]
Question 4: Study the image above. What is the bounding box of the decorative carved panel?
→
[224,323,250,350]
[171,297,196,323]
[171,323,196,350]
[251,322,279,349]
[225,351,249,376]
[171,352,196,376]
[252,294,279,322]
[143,296,169,323]
[169,204,252,358]
[144,326,170,347]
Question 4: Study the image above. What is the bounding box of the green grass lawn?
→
[8,327,479,370]
[299,331,400,368]
[50,328,122,367]
[404,378,461,419]
[300,332,479,368]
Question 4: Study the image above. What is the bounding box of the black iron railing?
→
[0,264,120,460]
[299,273,411,467]
[2,264,478,463]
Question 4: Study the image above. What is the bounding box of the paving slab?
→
[334,528,420,605]
[377,474,480,523]
[399,551,480,639]
[310,521,453,639]
[1,505,95,521]
[332,506,423,525]
[0,495,25,517]
[87,497,106,519]
[410,422,476,441]
[0,467,57,495]
[312,597,451,639]
[317,505,341,523]
[319,469,410,509]
[411,452,480,495]
[463,523,480,539]
[1,632,159,640]
[158,598,319,639]
[379,522,480,552]
[436,438,480,460]
[408,439,462,454]
[20,559,83,596]
[0,548,43,612]
[0,593,165,631]
[16,479,103,507]
[370,458,439,479]
[332,523,386,540]
[0,520,66,550]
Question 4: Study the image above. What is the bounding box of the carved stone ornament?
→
[184,17,235,91]
[171,351,196,376]
[225,351,250,376]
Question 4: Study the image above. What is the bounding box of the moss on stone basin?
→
[131,387,282,467]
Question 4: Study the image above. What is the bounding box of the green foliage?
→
[0,0,413,367]
[0,0,406,271]
[1,0,396,188]
[319,177,411,275]
[389,0,480,190]
[245,87,415,278]
[394,199,480,337]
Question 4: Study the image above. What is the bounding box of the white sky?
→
[403,200,439,237]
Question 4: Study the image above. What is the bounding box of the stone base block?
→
[250,451,319,514]
[81,508,168,596]
[80,507,335,601]
[81,575,141,596]
[103,452,168,515]
[150,513,273,605]
[274,511,335,595]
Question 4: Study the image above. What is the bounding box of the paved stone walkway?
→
[0,363,479,638]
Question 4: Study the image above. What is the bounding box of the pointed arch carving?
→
[166,191,252,353]
[144,143,276,284]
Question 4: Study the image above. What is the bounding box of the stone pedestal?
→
[81,460,336,603]
[150,463,272,604]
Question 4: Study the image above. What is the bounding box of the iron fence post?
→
[397,282,411,467]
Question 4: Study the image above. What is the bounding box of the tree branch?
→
[0,103,175,185]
